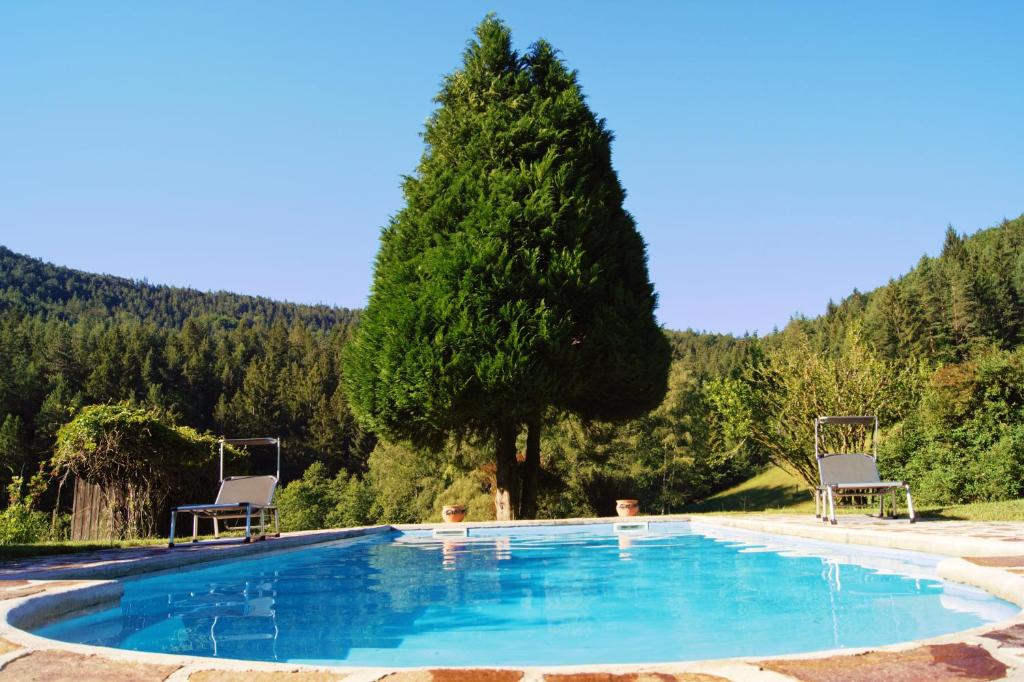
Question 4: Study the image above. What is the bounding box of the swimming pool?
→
[33,521,1018,667]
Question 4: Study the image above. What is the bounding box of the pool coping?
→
[0,514,1021,681]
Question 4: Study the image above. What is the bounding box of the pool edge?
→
[1,515,1022,681]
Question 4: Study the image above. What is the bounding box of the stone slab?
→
[968,556,1024,568]
[380,670,523,682]
[188,669,346,681]
[983,623,1024,649]
[543,673,731,681]
[759,643,1007,682]
[0,649,180,681]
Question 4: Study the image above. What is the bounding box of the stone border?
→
[692,514,1024,558]
[0,525,394,581]
[0,515,1022,681]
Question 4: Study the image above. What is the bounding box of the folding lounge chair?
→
[168,437,282,547]
[814,416,915,525]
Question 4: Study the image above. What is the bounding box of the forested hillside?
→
[720,215,1024,504]
[1,213,1023,539]
[792,219,1024,362]
[0,247,369,498]
[0,246,356,329]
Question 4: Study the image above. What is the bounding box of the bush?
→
[276,462,376,531]
[880,348,1024,505]
[0,505,48,545]
[0,475,50,545]
[366,441,446,523]
[967,427,1024,501]
[325,475,376,528]
[276,462,334,532]
[434,470,494,522]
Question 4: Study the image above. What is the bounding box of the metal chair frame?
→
[814,416,915,525]
[168,437,282,547]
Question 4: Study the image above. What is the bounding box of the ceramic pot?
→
[442,505,467,523]
[615,499,639,517]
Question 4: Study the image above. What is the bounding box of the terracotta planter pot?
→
[442,505,466,523]
[615,499,639,517]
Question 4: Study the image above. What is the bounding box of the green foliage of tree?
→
[343,16,670,519]
[364,439,496,523]
[821,216,1024,363]
[365,441,447,524]
[433,469,495,522]
[275,461,376,532]
[0,245,356,330]
[880,347,1024,504]
[0,249,374,507]
[539,361,758,517]
[0,414,29,484]
[735,325,922,486]
[3,166,1022,531]
[0,473,52,545]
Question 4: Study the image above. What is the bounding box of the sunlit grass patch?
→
[685,464,1024,521]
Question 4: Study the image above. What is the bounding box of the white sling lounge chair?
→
[814,416,915,525]
[168,437,281,547]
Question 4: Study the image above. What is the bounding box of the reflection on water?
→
[441,539,459,570]
[618,532,634,560]
[34,524,1019,667]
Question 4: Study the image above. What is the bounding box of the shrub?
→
[324,475,376,528]
[967,427,1024,501]
[0,475,49,545]
[277,462,377,531]
[276,462,334,532]
[366,441,446,523]
[434,470,495,523]
[879,347,1024,505]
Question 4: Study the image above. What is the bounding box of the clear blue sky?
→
[2,2,1022,334]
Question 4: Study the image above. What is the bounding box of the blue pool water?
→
[34,522,1018,666]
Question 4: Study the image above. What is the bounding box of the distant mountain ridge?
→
[793,213,1024,363]
[0,245,357,330]
[5,211,1023,362]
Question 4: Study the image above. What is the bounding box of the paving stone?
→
[543,673,729,682]
[983,623,1024,648]
[0,585,46,600]
[0,650,180,681]
[0,579,85,601]
[966,556,1024,568]
[759,643,1008,682]
[380,670,523,682]
[188,669,344,681]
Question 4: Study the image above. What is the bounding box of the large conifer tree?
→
[343,16,670,519]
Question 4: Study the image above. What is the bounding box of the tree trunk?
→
[518,414,541,519]
[493,420,519,521]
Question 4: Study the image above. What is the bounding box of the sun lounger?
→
[814,416,915,524]
[168,437,282,547]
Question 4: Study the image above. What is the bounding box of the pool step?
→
[613,521,649,533]
[432,526,469,538]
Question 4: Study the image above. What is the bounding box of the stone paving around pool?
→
[0,514,1023,681]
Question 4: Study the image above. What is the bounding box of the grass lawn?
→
[0,530,251,562]
[684,466,814,514]
[684,464,1024,521]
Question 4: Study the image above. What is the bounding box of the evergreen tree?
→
[343,16,670,519]
[0,414,28,481]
